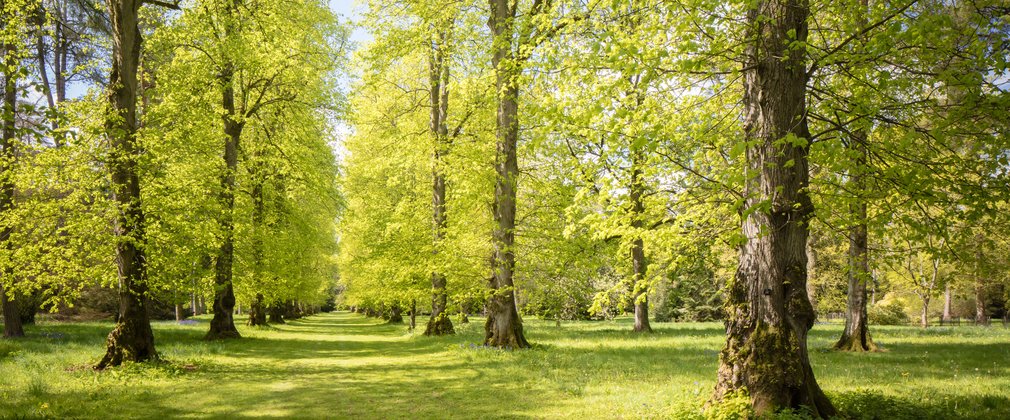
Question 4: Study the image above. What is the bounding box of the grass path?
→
[1,311,1009,418]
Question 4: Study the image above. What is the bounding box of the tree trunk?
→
[268,303,285,324]
[426,25,455,337]
[483,0,529,349]
[97,0,157,369]
[629,147,651,333]
[835,130,876,352]
[711,0,834,416]
[409,299,417,331]
[1,285,23,338]
[206,66,242,340]
[921,296,930,328]
[975,282,987,326]
[1,36,23,339]
[248,293,267,326]
[388,304,403,323]
[942,284,952,323]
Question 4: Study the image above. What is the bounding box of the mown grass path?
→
[1,311,1008,418]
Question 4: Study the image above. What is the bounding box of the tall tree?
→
[711,0,835,416]
[485,0,528,348]
[97,0,178,369]
[205,0,244,339]
[424,18,455,336]
[0,0,28,338]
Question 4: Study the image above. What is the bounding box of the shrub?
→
[869,300,910,325]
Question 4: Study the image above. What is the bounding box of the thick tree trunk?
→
[835,131,876,352]
[806,237,817,309]
[484,0,529,349]
[1,285,23,338]
[248,293,267,326]
[425,25,455,337]
[206,69,242,340]
[1,38,23,339]
[711,0,834,416]
[97,0,157,369]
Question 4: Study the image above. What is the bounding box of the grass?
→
[1,312,1008,419]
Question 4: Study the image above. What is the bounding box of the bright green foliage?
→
[137,0,348,309]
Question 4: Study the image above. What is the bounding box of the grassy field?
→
[1,311,1008,419]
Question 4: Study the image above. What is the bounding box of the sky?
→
[329,0,371,45]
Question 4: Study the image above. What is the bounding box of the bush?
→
[869,300,910,325]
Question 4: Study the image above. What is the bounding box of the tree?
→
[484,0,579,349]
[0,0,34,339]
[710,0,835,416]
[424,13,456,337]
[96,0,179,369]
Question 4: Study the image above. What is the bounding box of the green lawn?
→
[1,312,1008,419]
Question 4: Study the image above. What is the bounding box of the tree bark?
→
[248,293,267,326]
[835,130,876,352]
[206,62,242,340]
[1,35,23,339]
[921,296,930,328]
[409,299,417,331]
[484,0,529,349]
[425,25,455,336]
[1,285,23,338]
[711,0,834,416]
[630,147,651,333]
[97,0,157,368]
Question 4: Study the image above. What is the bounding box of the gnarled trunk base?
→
[97,291,157,369]
[424,311,455,336]
[206,282,241,340]
[484,298,528,349]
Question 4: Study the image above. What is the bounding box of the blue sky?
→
[328,0,370,44]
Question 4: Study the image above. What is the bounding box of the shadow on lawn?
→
[161,312,542,418]
[9,312,1007,419]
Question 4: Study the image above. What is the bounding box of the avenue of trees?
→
[338,0,1010,416]
[0,0,345,362]
[1,0,1008,417]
